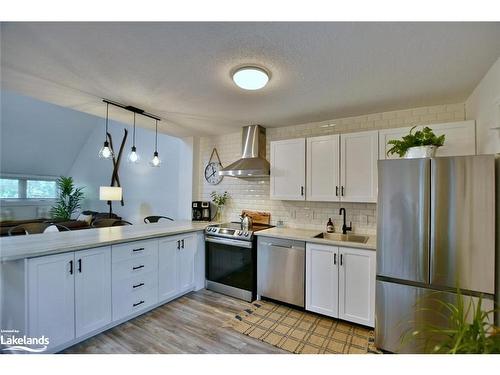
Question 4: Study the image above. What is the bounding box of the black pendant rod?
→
[102,99,162,121]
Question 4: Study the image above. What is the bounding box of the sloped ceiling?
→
[0,90,98,176]
[1,22,500,136]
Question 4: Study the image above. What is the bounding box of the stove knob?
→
[244,232,249,237]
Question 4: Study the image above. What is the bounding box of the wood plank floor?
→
[63,289,286,354]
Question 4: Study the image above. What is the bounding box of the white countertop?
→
[255,227,376,251]
[0,221,211,262]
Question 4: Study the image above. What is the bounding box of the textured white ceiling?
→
[1,22,500,136]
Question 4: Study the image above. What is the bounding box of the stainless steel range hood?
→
[219,125,270,178]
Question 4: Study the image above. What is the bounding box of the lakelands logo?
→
[1,329,49,353]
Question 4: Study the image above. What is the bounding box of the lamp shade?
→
[99,186,122,201]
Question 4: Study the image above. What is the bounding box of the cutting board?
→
[241,210,271,225]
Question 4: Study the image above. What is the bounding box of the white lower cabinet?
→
[305,243,339,317]
[28,252,76,351]
[74,247,112,337]
[338,247,376,327]
[158,233,196,302]
[306,243,376,327]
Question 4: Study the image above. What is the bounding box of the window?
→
[0,179,19,198]
[0,177,57,199]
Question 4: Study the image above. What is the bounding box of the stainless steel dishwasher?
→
[257,236,305,307]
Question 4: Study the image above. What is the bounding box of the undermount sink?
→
[314,232,369,244]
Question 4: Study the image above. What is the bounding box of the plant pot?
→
[404,145,437,159]
[215,206,224,222]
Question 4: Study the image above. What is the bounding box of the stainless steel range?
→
[205,222,273,302]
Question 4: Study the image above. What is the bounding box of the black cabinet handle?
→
[341,186,344,196]
[133,283,145,289]
[132,265,145,270]
[334,253,337,265]
[132,247,145,252]
[133,300,145,307]
[340,254,343,266]
[69,260,73,275]
[336,186,339,196]
[177,240,180,250]
[300,186,304,196]
[181,239,185,249]
[78,259,82,273]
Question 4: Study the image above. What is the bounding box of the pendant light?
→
[98,102,114,159]
[128,112,140,163]
[150,119,161,167]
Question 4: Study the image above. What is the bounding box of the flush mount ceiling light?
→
[232,66,270,90]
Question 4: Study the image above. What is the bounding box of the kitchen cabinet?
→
[379,120,476,160]
[28,252,76,350]
[306,135,340,201]
[158,233,196,302]
[270,138,306,200]
[74,247,112,337]
[305,243,375,327]
[340,131,378,202]
[338,246,376,327]
[305,243,339,317]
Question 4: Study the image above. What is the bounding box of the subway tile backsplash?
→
[197,103,465,234]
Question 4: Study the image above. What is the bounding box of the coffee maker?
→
[192,201,211,221]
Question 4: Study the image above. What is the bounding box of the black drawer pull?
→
[132,265,145,270]
[133,283,145,289]
[133,300,145,307]
[132,247,145,252]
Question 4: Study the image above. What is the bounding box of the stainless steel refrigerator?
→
[375,155,497,353]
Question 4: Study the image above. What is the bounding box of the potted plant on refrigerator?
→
[387,126,445,158]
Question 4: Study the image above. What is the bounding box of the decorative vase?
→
[404,145,437,159]
[215,205,223,222]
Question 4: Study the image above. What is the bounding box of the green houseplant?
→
[404,289,500,353]
[210,191,230,222]
[50,176,85,220]
[387,126,445,158]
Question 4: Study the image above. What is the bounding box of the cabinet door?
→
[270,138,306,200]
[306,135,340,201]
[28,252,75,350]
[338,247,376,327]
[305,243,339,318]
[379,126,413,160]
[74,247,112,338]
[340,131,378,202]
[158,236,180,302]
[428,120,476,157]
[178,234,196,293]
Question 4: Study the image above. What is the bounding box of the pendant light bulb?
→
[150,151,161,167]
[128,145,140,163]
[128,112,140,163]
[99,141,113,159]
[99,103,114,159]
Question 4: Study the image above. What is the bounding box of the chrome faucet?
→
[339,208,352,235]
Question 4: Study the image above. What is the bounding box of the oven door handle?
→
[205,236,253,248]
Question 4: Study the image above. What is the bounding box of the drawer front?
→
[113,271,158,301]
[112,255,158,281]
[112,283,158,321]
[112,239,158,264]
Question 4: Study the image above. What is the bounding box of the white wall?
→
[69,119,183,224]
[465,56,500,154]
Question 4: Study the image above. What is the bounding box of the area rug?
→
[224,300,381,354]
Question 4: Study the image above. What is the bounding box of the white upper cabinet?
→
[270,138,306,200]
[306,135,340,201]
[379,120,476,159]
[74,247,112,338]
[340,131,379,202]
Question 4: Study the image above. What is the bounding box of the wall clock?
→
[205,148,224,185]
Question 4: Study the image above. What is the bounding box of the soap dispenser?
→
[326,218,334,233]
